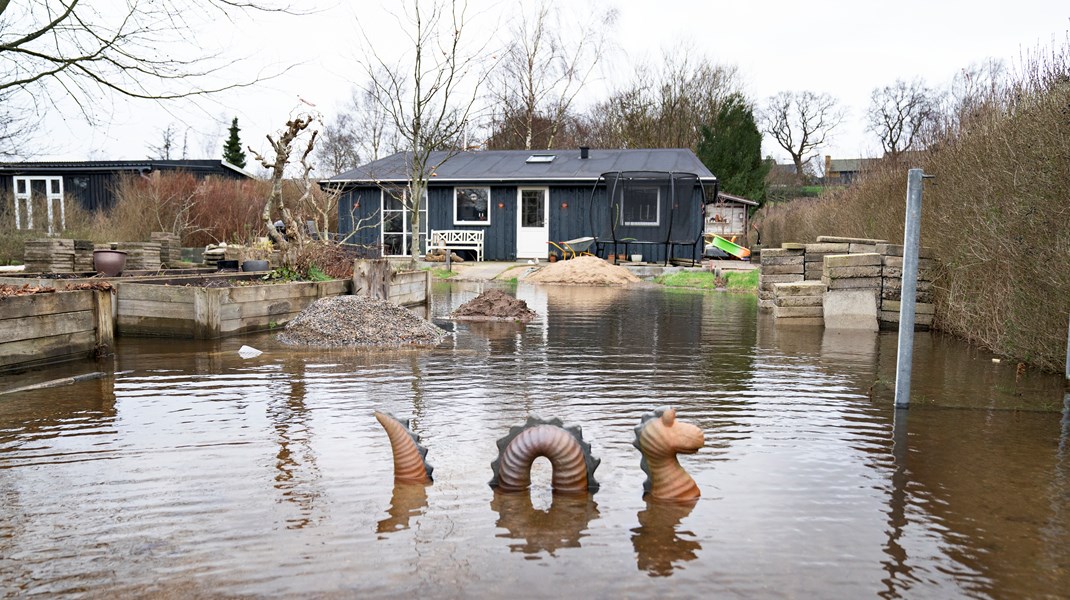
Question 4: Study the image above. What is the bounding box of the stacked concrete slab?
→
[803,242,850,280]
[772,281,826,325]
[117,242,162,270]
[876,243,936,330]
[73,240,95,272]
[23,238,74,272]
[758,247,804,310]
[822,253,883,293]
[150,232,182,266]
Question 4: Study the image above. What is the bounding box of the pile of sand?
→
[451,289,536,322]
[525,255,641,286]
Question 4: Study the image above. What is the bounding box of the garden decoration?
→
[633,407,704,502]
[489,417,600,494]
[374,411,433,484]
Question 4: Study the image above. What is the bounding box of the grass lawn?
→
[654,269,758,291]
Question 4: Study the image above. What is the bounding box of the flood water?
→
[2,282,1068,598]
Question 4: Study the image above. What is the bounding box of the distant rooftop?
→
[325,149,717,184]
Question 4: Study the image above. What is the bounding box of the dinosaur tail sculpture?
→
[634,407,704,502]
[374,411,434,484]
[490,416,600,494]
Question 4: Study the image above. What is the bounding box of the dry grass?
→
[752,45,1070,371]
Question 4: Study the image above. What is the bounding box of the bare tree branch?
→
[866,78,939,157]
[762,90,844,183]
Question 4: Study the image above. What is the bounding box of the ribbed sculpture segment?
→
[490,417,600,494]
[634,407,704,502]
[374,411,433,484]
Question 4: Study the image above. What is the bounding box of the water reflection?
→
[267,356,322,530]
[377,483,429,537]
[880,408,911,598]
[630,500,701,577]
[490,492,600,557]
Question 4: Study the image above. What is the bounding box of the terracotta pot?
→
[93,250,127,276]
[241,260,270,272]
[548,254,558,263]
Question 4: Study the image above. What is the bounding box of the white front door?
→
[516,187,549,259]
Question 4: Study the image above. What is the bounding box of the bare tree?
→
[588,48,741,151]
[866,78,938,158]
[486,1,615,150]
[249,115,316,250]
[0,0,293,156]
[316,81,401,175]
[360,0,490,260]
[147,125,177,160]
[762,90,844,184]
[315,113,362,176]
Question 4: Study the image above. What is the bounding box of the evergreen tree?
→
[222,117,247,168]
[697,94,769,207]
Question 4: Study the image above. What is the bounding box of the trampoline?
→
[587,171,713,265]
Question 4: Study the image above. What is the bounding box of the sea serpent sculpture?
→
[633,407,704,502]
[374,411,434,484]
[489,417,600,494]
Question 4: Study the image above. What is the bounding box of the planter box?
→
[352,259,431,307]
[0,289,114,373]
[0,268,217,289]
[116,279,351,339]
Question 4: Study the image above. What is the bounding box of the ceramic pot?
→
[241,260,270,272]
[93,250,127,276]
[630,254,643,263]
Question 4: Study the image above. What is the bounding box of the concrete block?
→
[849,243,878,254]
[879,310,934,326]
[824,277,883,290]
[823,289,878,331]
[880,287,935,303]
[882,266,935,280]
[775,305,824,318]
[774,295,824,307]
[876,243,935,258]
[759,255,805,266]
[758,289,774,300]
[761,248,805,259]
[762,263,805,275]
[804,242,850,254]
[816,236,887,244]
[824,265,882,279]
[772,281,827,297]
[780,242,807,250]
[760,274,805,285]
[758,299,775,311]
[881,300,935,315]
[824,253,881,268]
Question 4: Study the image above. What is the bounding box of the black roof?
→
[0,159,253,177]
[325,149,716,184]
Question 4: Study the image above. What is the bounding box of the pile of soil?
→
[451,289,536,322]
[277,295,447,347]
[526,255,641,286]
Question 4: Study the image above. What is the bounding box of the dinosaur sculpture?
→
[374,411,433,484]
[489,416,600,494]
[633,407,704,502]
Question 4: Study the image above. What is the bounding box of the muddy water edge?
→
[1,281,1067,598]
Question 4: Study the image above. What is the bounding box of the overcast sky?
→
[33,0,1070,174]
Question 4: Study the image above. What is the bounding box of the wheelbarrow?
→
[547,236,596,260]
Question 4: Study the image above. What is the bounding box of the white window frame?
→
[380,187,428,257]
[621,185,660,227]
[12,175,65,233]
[453,186,491,226]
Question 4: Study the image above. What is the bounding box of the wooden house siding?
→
[337,182,705,263]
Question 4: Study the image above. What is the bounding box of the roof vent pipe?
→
[580,146,589,159]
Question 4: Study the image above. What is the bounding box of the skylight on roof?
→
[525,154,556,164]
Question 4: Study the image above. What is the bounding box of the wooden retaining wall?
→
[117,279,351,339]
[0,290,114,372]
[352,259,431,307]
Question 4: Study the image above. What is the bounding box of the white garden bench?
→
[429,230,485,261]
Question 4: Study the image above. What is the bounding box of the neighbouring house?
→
[322,148,719,263]
[705,191,757,241]
[0,159,254,232]
[823,156,880,185]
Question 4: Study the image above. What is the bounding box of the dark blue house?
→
[323,148,719,263]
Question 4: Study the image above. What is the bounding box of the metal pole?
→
[894,169,925,408]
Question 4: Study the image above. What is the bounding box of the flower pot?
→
[548,254,558,263]
[241,260,270,272]
[630,254,643,263]
[93,250,127,276]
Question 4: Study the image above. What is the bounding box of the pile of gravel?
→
[277,295,447,347]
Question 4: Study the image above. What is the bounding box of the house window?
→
[621,186,659,226]
[381,187,427,257]
[454,187,490,225]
